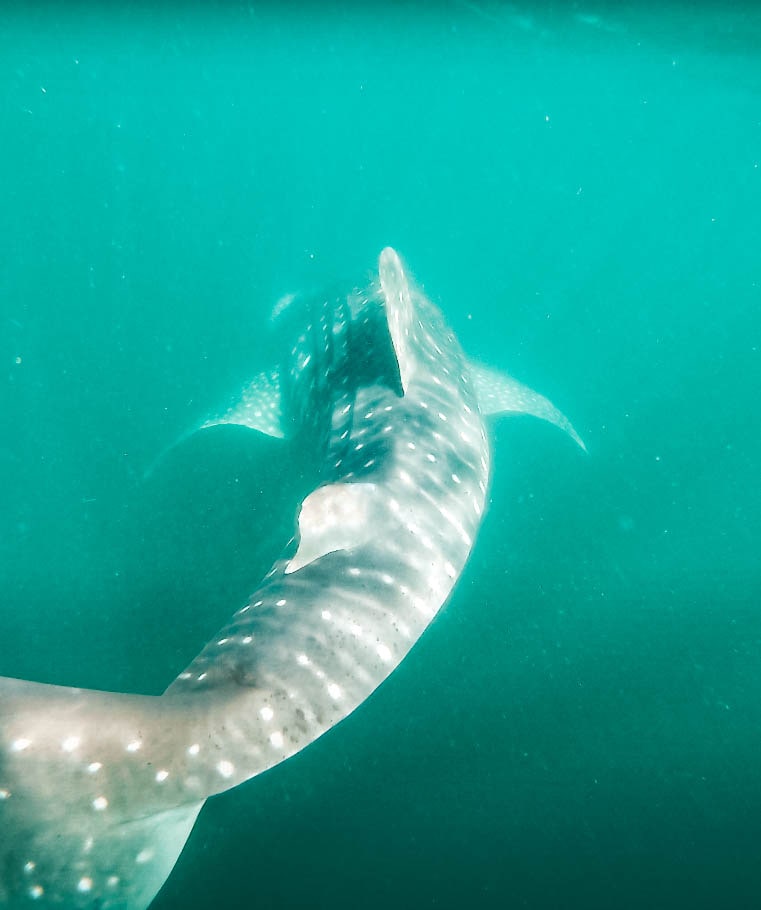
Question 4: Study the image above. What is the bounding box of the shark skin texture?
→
[0,248,584,909]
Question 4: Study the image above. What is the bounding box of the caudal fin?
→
[0,676,205,909]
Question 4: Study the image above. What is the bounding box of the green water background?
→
[1,3,760,907]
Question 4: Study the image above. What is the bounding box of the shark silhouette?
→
[0,248,584,908]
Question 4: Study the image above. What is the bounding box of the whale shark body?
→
[0,249,584,908]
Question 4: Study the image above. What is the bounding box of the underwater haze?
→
[1,2,760,908]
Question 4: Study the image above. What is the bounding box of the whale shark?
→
[0,248,584,908]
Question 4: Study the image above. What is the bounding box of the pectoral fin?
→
[469,361,586,451]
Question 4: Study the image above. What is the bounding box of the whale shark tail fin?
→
[0,676,205,910]
[469,361,587,452]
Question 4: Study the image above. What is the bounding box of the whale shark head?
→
[0,248,584,909]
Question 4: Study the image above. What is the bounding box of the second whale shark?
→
[0,248,584,908]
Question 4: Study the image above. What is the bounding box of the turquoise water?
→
[2,3,760,908]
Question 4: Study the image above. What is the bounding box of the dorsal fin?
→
[378,247,416,395]
[284,482,379,574]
